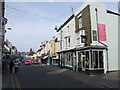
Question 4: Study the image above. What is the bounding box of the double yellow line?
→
[13,73,22,90]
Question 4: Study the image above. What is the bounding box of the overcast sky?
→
[5,1,118,52]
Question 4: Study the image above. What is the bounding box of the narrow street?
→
[3,63,100,88]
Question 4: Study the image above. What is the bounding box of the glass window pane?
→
[93,30,97,41]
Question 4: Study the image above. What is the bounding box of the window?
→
[76,32,80,45]
[51,43,52,47]
[65,37,70,48]
[65,37,67,48]
[81,36,86,43]
[93,30,97,41]
[78,16,82,29]
[68,37,70,47]
[77,38,80,45]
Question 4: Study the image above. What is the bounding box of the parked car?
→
[32,60,39,64]
[24,60,31,65]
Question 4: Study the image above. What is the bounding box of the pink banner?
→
[98,24,107,41]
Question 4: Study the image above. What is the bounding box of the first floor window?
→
[93,30,97,41]
[77,38,80,45]
[81,36,86,43]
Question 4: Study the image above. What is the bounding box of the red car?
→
[24,60,31,65]
[32,60,39,64]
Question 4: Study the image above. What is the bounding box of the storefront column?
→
[76,51,78,72]
[98,51,100,68]
[47,56,50,65]
[89,50,92,69]
[73,52,76,71]
[52,57,54,65]
[104,50,107,73]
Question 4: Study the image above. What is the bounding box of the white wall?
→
[61,18,76,51]
[106,14,119,71]
[89,2,108,46]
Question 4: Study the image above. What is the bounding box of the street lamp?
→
[5,27,12,33]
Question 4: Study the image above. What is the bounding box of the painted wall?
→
[106,14,119,71]
[61,18,76,51]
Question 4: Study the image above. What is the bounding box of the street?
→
[3,63,100,88]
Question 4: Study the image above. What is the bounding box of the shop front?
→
[76,46,107,74]
[58,49,76,70]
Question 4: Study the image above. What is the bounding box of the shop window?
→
[99,51,103,68]
[93,51,103,69]
[93,51,98,68]
[86,51,89,68]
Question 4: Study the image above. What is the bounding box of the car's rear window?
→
[25,61,30,62]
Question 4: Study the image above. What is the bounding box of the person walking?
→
[9,60,14,74]
[14,60,19,74]
[4,56,10,72]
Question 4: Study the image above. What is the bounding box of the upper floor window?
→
[77,38,80,45]
[68,37,70,47]
[65,36,70,48]
[78,15,82,29]
[81,36,86,43]
[93,30,97,41]
[65,37,67,48]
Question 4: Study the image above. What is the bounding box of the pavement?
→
[45,65,119,88]
[2,71,16,89]
[2,64,120,89]
[0,72,2,90]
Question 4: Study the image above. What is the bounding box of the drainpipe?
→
[60,30,63,68]
[95,8,109,73]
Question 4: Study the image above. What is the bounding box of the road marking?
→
[13,73,22,90]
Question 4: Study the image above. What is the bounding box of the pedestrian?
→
[4,56,10,72]
[14,60,19,73]
[9,60,14,74]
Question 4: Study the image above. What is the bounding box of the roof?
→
[56,14,74,32]
[107,10,120,16]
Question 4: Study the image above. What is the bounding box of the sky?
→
[5,0,118,52]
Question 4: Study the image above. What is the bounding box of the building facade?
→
[0,0,7,67]
[49,37,58,65]
[57,1,119,74]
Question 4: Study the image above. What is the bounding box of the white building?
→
[57,1,119,74]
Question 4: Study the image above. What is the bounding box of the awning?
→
[52,56,58,60]
[57,48,76,53]
[43,56,48,59]
[75,45,107,51]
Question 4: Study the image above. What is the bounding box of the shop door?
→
[81,52,86,70]
[78,52,82,71]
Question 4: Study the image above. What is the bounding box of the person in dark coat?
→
[9,60,14,74]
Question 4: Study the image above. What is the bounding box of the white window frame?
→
[78,13,82,29]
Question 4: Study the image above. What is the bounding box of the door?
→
[78,52,82,71]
